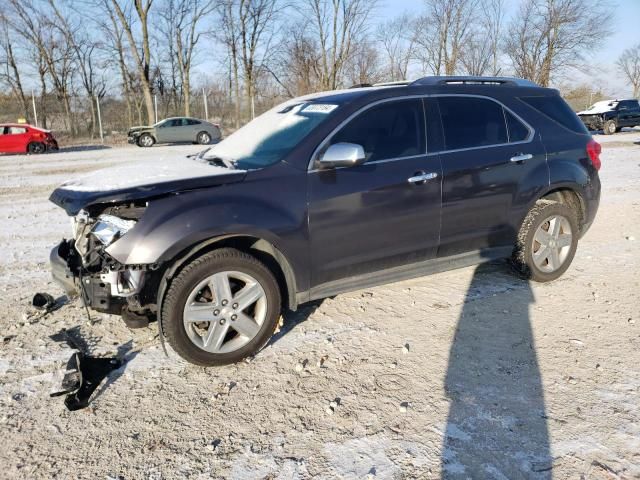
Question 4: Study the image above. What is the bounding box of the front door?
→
[308,98,442,289]
[435,95,548,257]
[617,100,640,127]
[156,119,182,143]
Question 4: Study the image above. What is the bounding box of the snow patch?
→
[57,156,242,192]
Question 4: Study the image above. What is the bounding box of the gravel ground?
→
[0,132,639,479]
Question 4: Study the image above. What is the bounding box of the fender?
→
[105,166,310,292]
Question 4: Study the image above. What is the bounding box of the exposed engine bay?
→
[51,202,158,328]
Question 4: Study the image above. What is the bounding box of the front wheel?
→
[162,248,282,366]
[512,200,579,282]
[137,133,155,147]
[603,120,617,135]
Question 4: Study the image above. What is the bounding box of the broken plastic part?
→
[32,292,56,311]
[50,352,122,411]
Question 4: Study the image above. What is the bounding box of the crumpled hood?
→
[50,156,247,215]
[127,125,152,135]
[577,101,617,116]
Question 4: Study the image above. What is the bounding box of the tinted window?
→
[618,100,639,111]
[505,110,530,142]
[438,97,507,150]
[520,96,587,133]
[329,99,425,162]
[187,119,201,125]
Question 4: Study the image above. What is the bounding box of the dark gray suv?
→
[49,76,601,366]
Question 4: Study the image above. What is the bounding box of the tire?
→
[603,119,617,135]
[196,131,211,145]
[512,200,579,282]
[27,142,45,154]
[137,133,155,147]
[162,248,282,366]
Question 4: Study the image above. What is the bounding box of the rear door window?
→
[437,96,508,150]
[520,96,588,134]
[8,127,27,134]
[328,98,426,162]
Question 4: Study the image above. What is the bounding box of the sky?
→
[376,0,640,97]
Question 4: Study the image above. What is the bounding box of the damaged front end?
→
[50,203,157,328]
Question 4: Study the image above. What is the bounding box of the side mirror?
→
[317,142,366,169]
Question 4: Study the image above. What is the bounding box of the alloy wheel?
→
[198,132,211,144]
[183,270,267,354]
[531,214,573,273]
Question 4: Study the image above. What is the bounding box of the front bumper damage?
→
[578,114,604,131]
[49,209,158,327]
[50,239,149,317]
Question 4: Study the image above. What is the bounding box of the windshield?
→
[203,100,339,169]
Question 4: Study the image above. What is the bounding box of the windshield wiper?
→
[205,156,236,169]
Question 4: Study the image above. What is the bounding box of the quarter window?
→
[505,110,530,142]
[327,99,425,163]
[438,97,508,150]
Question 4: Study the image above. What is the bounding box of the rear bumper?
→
[50,240,79,297]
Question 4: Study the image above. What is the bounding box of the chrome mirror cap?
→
[318,142,366,169]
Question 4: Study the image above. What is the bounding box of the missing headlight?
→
[91,214,137,246]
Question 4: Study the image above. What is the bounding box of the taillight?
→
[586,139,601,171]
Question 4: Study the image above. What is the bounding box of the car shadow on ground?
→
[441,260,552,478]
[269,299,325,346]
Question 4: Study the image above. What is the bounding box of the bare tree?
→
[414,0,479,76]
[344,39,382,86]
[7,0,77,134]
[0,14,30,122]
[160,0,216,116]
[48,0,106,136]
[376,14,415,81]
[218,0,242,128]
[279,27,322,96]
[303,0,378,90]
[108,0,156,124]
[505,0,612,87]
[617,44,640,98]
[460,0,504,76]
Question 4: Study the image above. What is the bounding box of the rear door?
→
[435,95,548,257]
[308,98,442,288]
[4,126,29,152]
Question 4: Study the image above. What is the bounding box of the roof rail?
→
[373,80,411,87]
[410,76,538,87]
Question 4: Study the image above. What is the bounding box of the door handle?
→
[408,172,438,184]
[510,153,533,163]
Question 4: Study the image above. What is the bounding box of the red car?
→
[0,123,59,154]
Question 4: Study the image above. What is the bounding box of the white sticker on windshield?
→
[302,104,338,114]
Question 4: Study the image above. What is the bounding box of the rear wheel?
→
[162,248,281,366]
[603,119,617,135]
[512,200,579,282]
[27,142,45,154]
[137,133,155,147]
[197,131,211,145]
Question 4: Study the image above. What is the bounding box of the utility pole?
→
[32,90,38,127]
[203,88,209,121]
[95,96,104,144]
[154,94,158,124]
